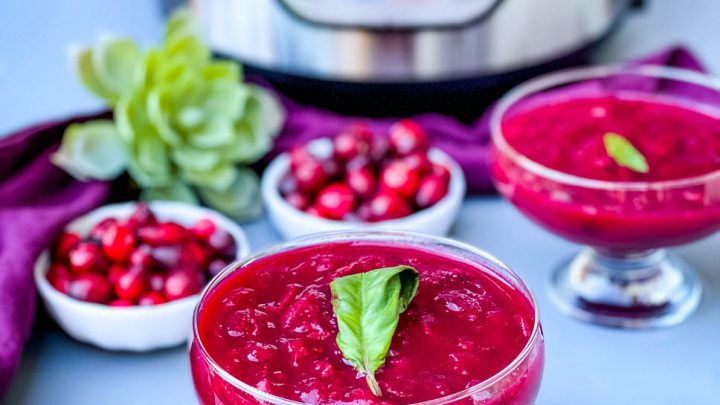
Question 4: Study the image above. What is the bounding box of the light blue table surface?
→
[2,1,720,404]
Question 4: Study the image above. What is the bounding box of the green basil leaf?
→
[603,132,649,173]
[330,265,419,397]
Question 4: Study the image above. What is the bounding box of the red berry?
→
[110,299,133,307]
[137,222,188,246]
[284,191,311,210]
[151,245,182,270]
[404,152,433,175]
[346,166,376,198]
[127,203,157,229]
[208,259,230,278]
[333,131,369,161]
[369,136,390,163]
[47,263,72,293]
[52,231,80,261]
[416,175,449,208]
[108,264,126,284]
[380,160,421,199]
[164,269,203,301]
[129,245,155,272]
[292,159,329,194]
[389,119,429,156]
[89,218,118,241]
[207,230,237,259]
[102,223,137,263]
[278,174,299,196]
[305,205,323,218]
[137,291,166,306]
[68,273,113,304]
[147,272,166,293]
[114,266,147,301]
[289,147,313,172]
[315,183,356,220]
[183,241,209,268]
[68,242,105,274]
[366,191,412,221]
[432,163,451,182]
[191,218,217,242]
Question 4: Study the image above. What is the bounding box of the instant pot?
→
[183,0,643,119]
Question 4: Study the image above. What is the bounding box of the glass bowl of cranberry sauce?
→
[190,231,543,405]
[491,65,720,329]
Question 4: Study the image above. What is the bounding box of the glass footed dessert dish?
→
[491,65,720,328]
[190,231,544,404]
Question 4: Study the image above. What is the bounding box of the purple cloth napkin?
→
[0,46,708,397]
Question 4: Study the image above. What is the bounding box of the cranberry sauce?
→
[192,242,540,404]
[502,95,720,181]
[494,95,720,249]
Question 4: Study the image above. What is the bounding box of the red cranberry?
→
[137,291,166,306]
[278,174,299,196]
[183,241,209,267]
[432,163,451,182]
[47,263,72,293]
[151,245,182,270]
[315,183,356,220]
[305,205,323,218]
[89,218,118,241]
[114,266,147,301]
[380,160,421,199]
[389,119,429,156]
[416,175,449,208]
[147,272,166,293]
[346,155,372,172]
[333,131,369,161]
[127,203,157,228]
[289,147,313,171]
[207,230,237,259]
[129,245,155,272]
[208,259,230,278]
[366,191,412,221]
[52,231,80,261]
[108,264,126,284]
[137,222,188,246]
[68,273,113,304]
[284,191,311,210]
[404,152,433,175]
[101,223,137,263]
[292,159,329,194]
[191,218,217,242]
[110,299,133,307]
[369,136,390,163]
[68,242,105,274]
[164,269,203,301]
[346,166,376,198]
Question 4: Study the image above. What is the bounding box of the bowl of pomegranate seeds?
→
[34,201,249,351]
[262,120,466,239]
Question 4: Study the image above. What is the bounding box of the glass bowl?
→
[491,65,720,328]
[190,231,544,405]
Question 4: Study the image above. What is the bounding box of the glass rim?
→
[191,230,542,405]
[490,64,720,191]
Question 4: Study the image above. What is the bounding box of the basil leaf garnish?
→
[603,132,649,173]
[330,265,419,397]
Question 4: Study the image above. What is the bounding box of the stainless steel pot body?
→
[191,0,632,83]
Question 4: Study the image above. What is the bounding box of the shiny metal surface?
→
[192,0,630,82]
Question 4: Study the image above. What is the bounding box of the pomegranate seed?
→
[137,222,188,246]
[333,131,369,161]
[191,218,217,242]
[110,299,133,307]
[52,231,80,261]
[164,269,203,301]
[346,166,376,198]
[129,245,155,272]
[47,263,72,293]
[366,191,412,221]
[114,266,147,301]
[68,273,113,304]
[101,223,137,263]
[315,183,356,220]
[127,203,157,228]
[208,259,230,278]
[416,175,449,208]
[284,191,311,210]
[68,242,105,274]
[89,218,118,241]
[207,230,237,259]
[389,119,429,156]
[432,163,451,182]
[108,264,126,284]
[147,272,166,293]
[137,291,166,306]
[380,160,421,199]
[292,159,329,194]
[403,152,433,175]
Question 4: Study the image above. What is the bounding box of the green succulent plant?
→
[52,9,284,220]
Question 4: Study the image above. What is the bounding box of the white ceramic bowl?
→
[34,201,250,352]
[262,138,466,239]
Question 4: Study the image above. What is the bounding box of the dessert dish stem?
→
[549,247,702,329]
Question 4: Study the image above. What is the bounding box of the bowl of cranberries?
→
[262,120,466,239]
[34,201,249,351]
